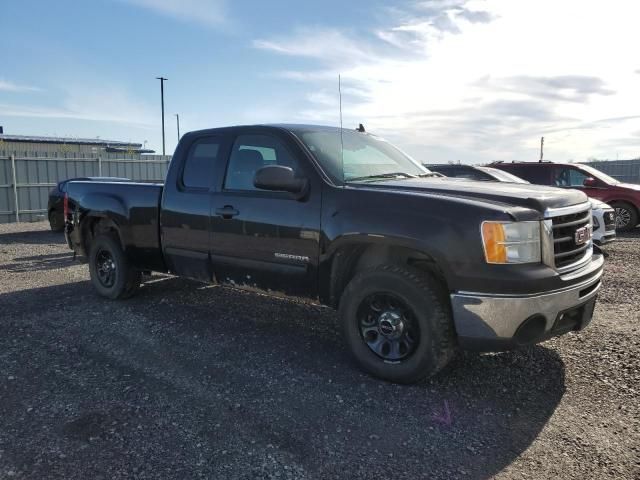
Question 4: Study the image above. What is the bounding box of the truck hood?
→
[353,177,588,213]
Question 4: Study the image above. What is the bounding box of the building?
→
[0,128,154,159]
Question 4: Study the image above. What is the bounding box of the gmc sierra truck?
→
[64,124,604,383]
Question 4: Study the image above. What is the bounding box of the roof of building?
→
[0,134,141,147]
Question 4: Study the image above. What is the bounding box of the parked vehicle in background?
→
[425,164,529,183]
[429,163,617,246]
[48,177,130,231]
[64,124,604,384]
[590,198,616,245]
[490,161,640,231]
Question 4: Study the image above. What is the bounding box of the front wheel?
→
[339,265,456,384]
[611,202,638,232]
[89,234,141,299]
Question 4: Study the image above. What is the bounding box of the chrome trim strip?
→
[541,219,555,268]
[544,202,592,218]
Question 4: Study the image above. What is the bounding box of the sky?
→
[1,0,639,163]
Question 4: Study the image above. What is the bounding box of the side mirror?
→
[583,177,597,188]
[254,165,308,197]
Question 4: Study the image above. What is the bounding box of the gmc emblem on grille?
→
[575,226,591,245]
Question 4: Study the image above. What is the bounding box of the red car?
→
[491,161,640,231]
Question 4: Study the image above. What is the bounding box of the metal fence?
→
[0,155,171,224]
[587,159,640,184]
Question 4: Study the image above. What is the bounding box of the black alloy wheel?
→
[357,293,420,362]
[339,264,456,384]
[95,248,117,288]
[88,233,141,299]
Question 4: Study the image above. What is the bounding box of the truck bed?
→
[66,180,166,271]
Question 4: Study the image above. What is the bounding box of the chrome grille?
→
[546,204,593,272]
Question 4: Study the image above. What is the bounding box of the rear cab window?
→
[181,137,222,189]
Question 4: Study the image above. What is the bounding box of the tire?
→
[88,234,141,299]
[49,210,64,232]
[611,201,638,232]
[339,264,456,384]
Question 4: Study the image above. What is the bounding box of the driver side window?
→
[554,167,588,187]
[224,134,299,191]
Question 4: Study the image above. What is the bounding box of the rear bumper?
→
[451,254,604,351]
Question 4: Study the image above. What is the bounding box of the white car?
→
[591,198,616,245]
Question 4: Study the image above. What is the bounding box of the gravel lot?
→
[0,221,638,480]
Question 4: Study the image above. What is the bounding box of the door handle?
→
[215,205,239,219]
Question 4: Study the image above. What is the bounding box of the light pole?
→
[156,77,168,155]
[175,114,180,141]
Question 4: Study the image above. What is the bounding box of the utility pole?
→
[175,113,180,141]
[539,136,544,162]
[156,77,168,155]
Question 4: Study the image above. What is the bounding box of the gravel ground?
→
[0,221,638,480]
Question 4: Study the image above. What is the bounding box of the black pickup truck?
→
[65,124,604,383]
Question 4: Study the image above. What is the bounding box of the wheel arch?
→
[79,214,125,257]
[322,239,451,308]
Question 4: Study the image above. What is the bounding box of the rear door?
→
[160,134,230,280]
[209,128,322,296]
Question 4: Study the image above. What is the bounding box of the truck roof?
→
[490,161,587,167]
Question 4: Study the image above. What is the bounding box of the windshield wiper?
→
[417,172,441,178]
[347,172,417,182]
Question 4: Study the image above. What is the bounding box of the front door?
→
[209,131,321,296]
[552,165,605,201]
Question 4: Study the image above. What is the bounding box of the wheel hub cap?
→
[378,311,404,339]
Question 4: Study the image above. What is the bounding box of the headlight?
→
[481,221,541,264]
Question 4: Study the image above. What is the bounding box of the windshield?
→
[477,166,529,184]
[293,128,429,183]
[578,164,620,184]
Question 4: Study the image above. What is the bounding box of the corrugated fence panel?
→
[0,156,170,224]
[588,160,640,184]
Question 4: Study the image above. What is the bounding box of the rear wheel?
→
[339,264,456,384]
[48,210,64,232]
[89,234,141,299]
[611,202,638,232]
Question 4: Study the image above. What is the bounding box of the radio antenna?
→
[339,74,344,183]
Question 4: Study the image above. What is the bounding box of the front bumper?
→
[451,254,604,350]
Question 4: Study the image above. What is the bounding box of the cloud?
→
[474,75,616,102]
[254,27,379,65]
[455,9,494,23]
[0,79,42,93]
[116,0,228,28]
[0,86,155,128]
[255,0,639,163]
